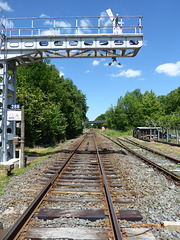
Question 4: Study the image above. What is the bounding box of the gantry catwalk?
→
[0,9,143,162]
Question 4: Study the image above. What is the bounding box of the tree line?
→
[99,88,180,131]
[16,60,88,147]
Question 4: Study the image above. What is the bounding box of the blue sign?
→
[11,104,20,110]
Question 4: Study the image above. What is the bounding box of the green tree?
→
[142,90,163,123]
[105,87,180,133]
[105,106,117,129]
[16,60,88,146]
[159,87,180,114]
[119,89,144,128]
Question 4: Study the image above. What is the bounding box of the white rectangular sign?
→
[7,110,21,121]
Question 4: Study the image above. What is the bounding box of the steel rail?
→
[154,140,180,147]
[93,133,123,240]
[3,133,88,240]
[99,132,180,183]
[117,139,180,182]
[121,137,180,163]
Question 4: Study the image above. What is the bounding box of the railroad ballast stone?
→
[0,133,179,240]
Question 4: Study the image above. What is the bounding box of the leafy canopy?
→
[16,60,88,146]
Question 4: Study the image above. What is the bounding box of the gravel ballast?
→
[0,133,179,240]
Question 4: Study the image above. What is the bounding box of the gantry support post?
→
[0,61,8,162]
[0,59,17,162]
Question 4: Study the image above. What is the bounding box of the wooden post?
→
[150,129,152,142]
[176,130,179,145]
[19,106,25,168]
[167,129,169,143]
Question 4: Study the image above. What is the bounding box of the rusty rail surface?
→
[93,133,122,240]
[154,139,180,147]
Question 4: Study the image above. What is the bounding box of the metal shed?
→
[133,127,161,142]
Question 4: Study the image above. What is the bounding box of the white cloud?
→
[76,19,92,34]
[92,60,100,66]
[112,69,142,78]
[116,64,122,69]
[104,19,112,27]
[59,71,64,77]
[86,70,90,73]
[40,29,60,35]
[40,14,49,18]
[55,21,71,29]
[92,58,107,66]
[100,11,107,18]
[57,66,64,77]
[155,61,180,77]
[58,67,64,77]
[44,19,52,25]
[0,1,13,12]
[44,19,71,29]
[80,19,91,32]
[43,19,72,34]
[100,11,112,33]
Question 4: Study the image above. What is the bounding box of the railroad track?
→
[121,137,180,163]
[3,130,130,240]
[100,133,180,183]
[154,140,180,147]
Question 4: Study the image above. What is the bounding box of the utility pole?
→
[19,106,25,168]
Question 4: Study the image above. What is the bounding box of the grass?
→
[0,141,66,195]
[96,128,133,138]
[25,141,65,156]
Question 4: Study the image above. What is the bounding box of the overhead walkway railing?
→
[1,15,143,37]
[0,9,143,62]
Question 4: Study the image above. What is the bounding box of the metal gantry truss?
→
[0,9,143,162]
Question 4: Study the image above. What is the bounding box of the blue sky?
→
[1,0,180,120]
